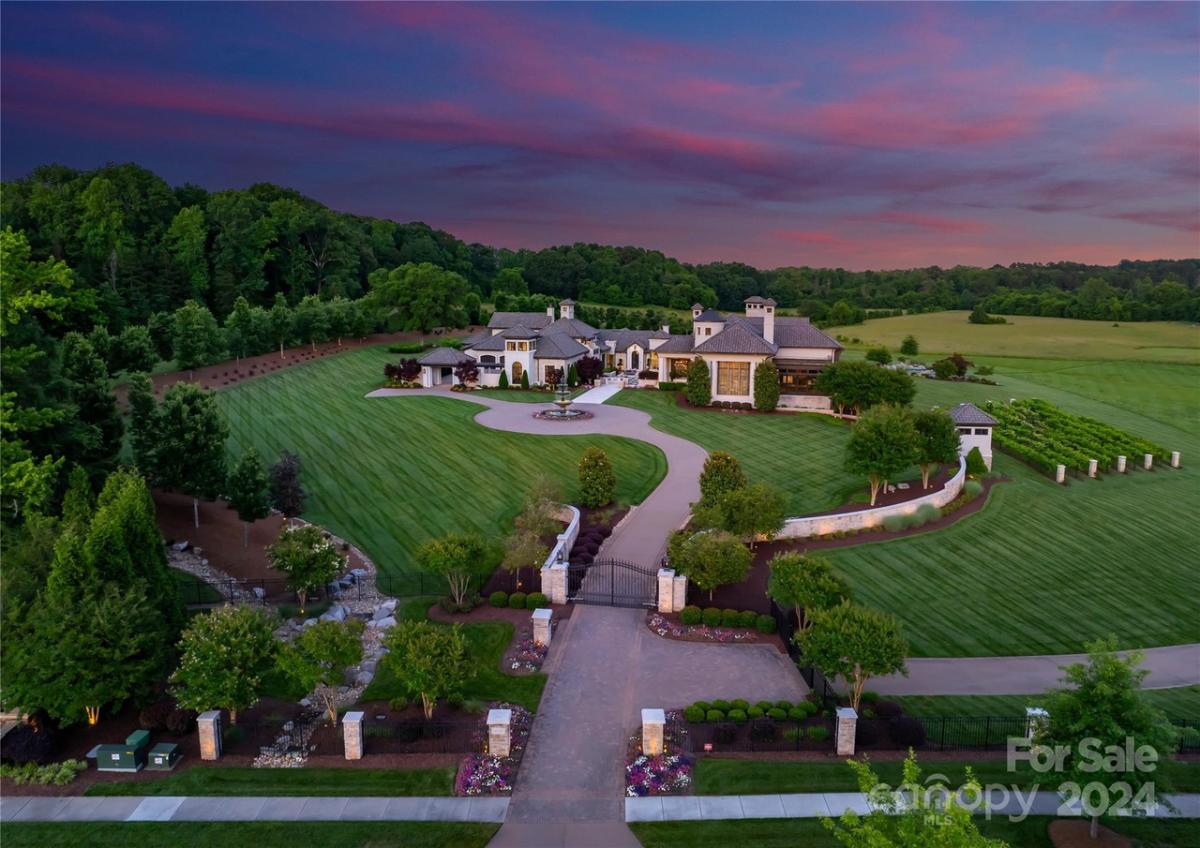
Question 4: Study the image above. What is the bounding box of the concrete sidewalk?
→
[572,383,623,405]
[0,795,508,823]
[625,792,1200,822]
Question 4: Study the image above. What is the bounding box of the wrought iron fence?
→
[1174,719,1200,753]
[357,718,479,755]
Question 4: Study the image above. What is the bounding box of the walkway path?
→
[491,604,807,847]
[572,383,624,405]
[0,794,507,823]
[871,643,1200,696]
[625,791,1200,822]
[368,387,708,566]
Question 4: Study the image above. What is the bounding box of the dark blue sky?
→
[3,2,1197,268]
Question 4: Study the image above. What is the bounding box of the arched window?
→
[511,361,524,382]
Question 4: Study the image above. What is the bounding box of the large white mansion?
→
[418,297,843,410]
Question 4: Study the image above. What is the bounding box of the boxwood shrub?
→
[737,610,758,628]
[508,591,527,609]
[787,706,809,721]
[711,699,732,712]
[774,699,792,711]
[755,700,774,712]
[755,614,777,634]
[746,706,764,719]
[701,607,722,627]
[706,709,726,722]
[721,608,741,627]
[679,605,702,625]
[767,707,787,720]
[730,698,750,712]
[489,591,509,608]
[691,700,711,714]
[525,592,548,609]
[807,725,830,742]
[682,705,705,723]
[727,708,747,723]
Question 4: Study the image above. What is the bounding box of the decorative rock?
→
[302,618,318,628]
[1117,455,1127,473]
[368,616,396,630]
[172,541,190,552]
[641,708,665,756]
[379,599,398,613]
[835,707,858,757]
[350,568,368,580]
[531,608,552,647]
[361,659,377,674]
[487,709,512,757]
[252,587,266,601]
[320,604,348,623]
[354,671,374,687]
[299,698,312,707]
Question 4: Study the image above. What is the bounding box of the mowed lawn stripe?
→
[216,347,666,579]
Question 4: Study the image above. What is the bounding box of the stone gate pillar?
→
[197,710,222,761]
[488,709,512,758]
[835,707,858,757]
[641,709,665,756]
[541,562,568,605]
[531,608,552,647]
[343,711,364,760]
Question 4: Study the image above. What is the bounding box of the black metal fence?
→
[1175,719,1200,753]
[356,718,479,755]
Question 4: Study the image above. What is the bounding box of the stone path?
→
[572,383,624,405]
[871,643,1200,696]
[625,791,1200,822]
[491,604,807,846]
[0,794,507,823]
[368,387,707,566]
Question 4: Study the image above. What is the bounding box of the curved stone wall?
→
[778,457,967,539]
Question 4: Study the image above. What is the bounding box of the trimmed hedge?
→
[680,605,702,625]
[489,591,508,608]
[526,592,548,609]
[508,591,527,609]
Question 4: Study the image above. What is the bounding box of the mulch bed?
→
[114,328,481,405]
[427,602,574,626]
[645,611,789,654]
[805,465,958,516]
[697,476,1007,613]
[1048,819,1131,848]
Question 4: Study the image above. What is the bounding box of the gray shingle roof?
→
[534,332,588,359]
[467,333,508,352]
[543,316,598,338]
[488,311,553,330]
[597,328,665,351]
[655,335,695,353]
[501,324,538,340]
[417,347,474,366]
[695,308,726,322]
[948,403,999,427]
[744,296,766,304]
[693,322,777,355]
[733,315,841,350]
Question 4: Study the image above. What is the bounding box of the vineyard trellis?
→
[987,399,1169,477]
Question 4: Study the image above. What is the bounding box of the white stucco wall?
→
[706,354,768,404]
[774,346,839,361]
[778,457,967,538]
[958,427,993,470]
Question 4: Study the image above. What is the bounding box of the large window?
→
[717,361,750,395]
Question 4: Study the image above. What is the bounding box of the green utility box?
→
[95,730,151,772]
[147,742,181,771]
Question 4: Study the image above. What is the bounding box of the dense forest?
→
[3,162,1197,332]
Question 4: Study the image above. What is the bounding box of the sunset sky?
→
[2,1,1197,269]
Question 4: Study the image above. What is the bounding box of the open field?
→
[2,822,499,848]
[86,766,453,797]
[630,816,1200,848]
[827,311,1199,363]
[608,390,859,515]
[612,354,1198,657]
[216,346,666,579]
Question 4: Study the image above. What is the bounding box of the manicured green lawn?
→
[2,822,498,848]
[892,687,1200,719]
[630,817,1199,848]
[692,756,1200,794]
[826,311,1199,363]
[86,766,454,796]
[217,345,666,579]
[609,389,859,515]
[362,620,547,712]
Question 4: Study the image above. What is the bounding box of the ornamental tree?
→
[865,346,892,365]
[815,360,914,415]
[269,450,307,517]
[519,369,530,390]
[454,360,479,386]
[171,605,277,724]
[576,355,604,385]
[268,293,293,357]
[717,481,786,548]
[685,357,711,406]
[913,410,961,489]
[698,451,747,507]
[567,363,579,388]
[766,552,852,631]
[845,404,919,505]
[578,446,615,507]
[799,601,908,712]
[824,752,1005,848]
[501,530,549,574]
[675,530,751,601]
[382,620,472,719]
[753,359,780,412]
[267,524,346,613]
[278,618,364,725]
[153,382,230,527]
[172,300,224,374]
[1036,637,1179,840]
[227,448,272,547]
[417,532,487,608]
[398,358,421,382]
[899,335,919,357]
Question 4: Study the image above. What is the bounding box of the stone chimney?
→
[662,324,670,334]
[691,303,703,319]
[560,299,575,320]
[764,304,775,345]
[546,306,555,319]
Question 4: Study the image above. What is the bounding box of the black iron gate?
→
[566,559,658,608]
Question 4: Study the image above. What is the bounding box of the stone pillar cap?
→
[836,707,858,719]
[531,608,552,621]
[198,710,222,721]
[657,568,675,577]
[487,708,513,725]
[642,708,666,724]
[342,710,364,723]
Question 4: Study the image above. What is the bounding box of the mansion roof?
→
[417,346,474,366]
[488,311,554,330]
[948,402,999,427]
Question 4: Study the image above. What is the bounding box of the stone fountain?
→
[533,382,592,422]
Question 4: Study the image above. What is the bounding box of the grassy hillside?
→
[826,311,1199,363]
[217,346,666,578]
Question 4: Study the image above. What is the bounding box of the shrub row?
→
[678,606,776,634]
[683,698,820,724]
[0,759,86,786]
[489,591,549,610]
[881,502,941,533]
[657,382,685,391]
[710,400,754,411]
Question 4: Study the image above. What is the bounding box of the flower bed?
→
[454,702,532,796]
[625,710,693,796]
[647,612,764,644]
[504,624,551,672]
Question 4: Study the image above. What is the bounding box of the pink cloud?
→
[848,211,988,234]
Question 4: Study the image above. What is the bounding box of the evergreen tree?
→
[268,293,293,357]
[752,360,779,411]
[154,382,229,527]
[899,335,919,356]
[114,324,159,373]
[269,450,307,517]
[59,332,123,481]
[685,357,711,406]
[226,448,271,547]
[698,451,747,507]
[172,300,223,374]
[578,447,615,507]
[223,295,258,364]
[127,372,159,477]
[913,409,961,489]
[567,363,579,388]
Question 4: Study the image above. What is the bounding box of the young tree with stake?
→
[417,532,486,609]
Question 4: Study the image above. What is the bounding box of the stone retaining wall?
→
[778,457,967,539]
[543,504,581,569]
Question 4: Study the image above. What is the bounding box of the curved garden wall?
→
[778,457,967,539]
[544,504,581,567]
